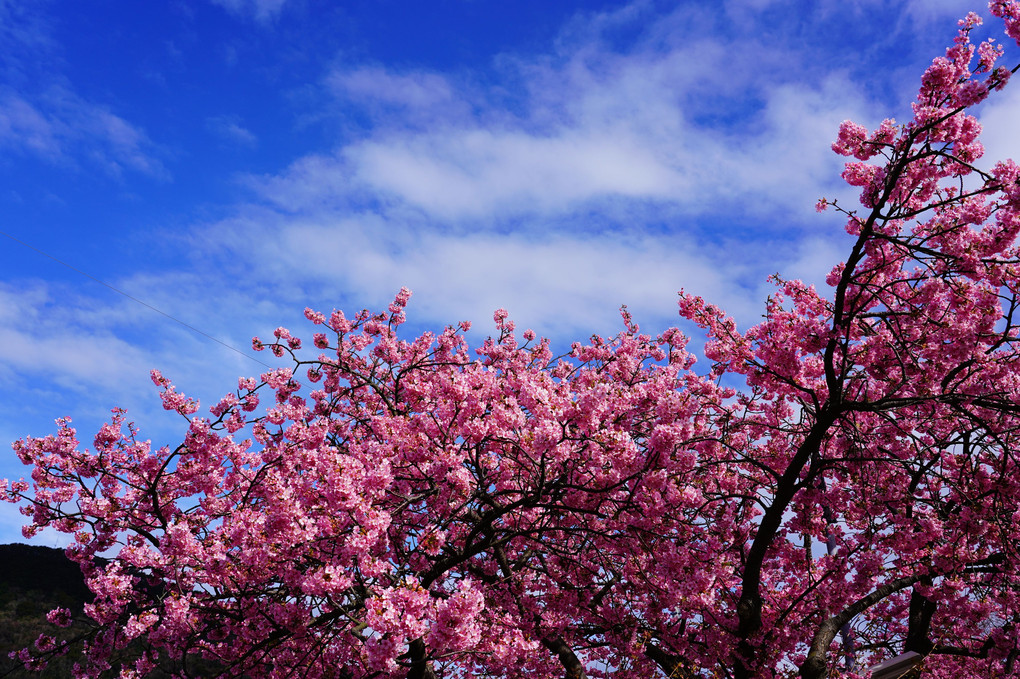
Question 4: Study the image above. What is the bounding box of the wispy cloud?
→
[0,272,280,412]
[0,282,167,397]
[203,208,782,336]
[328,67,460,115]
[208,0,289,23]
[202,2,891,337]
[0,0,54,81]
[1,0,165,179]
[319,73,864,223]
[0,87,166,177]
[206,114,258,147]
[265,0,903,230]
[977,84,1020,172]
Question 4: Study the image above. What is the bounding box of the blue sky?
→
[2,0,1019,545]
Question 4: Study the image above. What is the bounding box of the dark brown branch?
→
[542,635,588,679]
[405,638,439,679]
[799,575,919,679]
[644,643,695,679]
[905,584,936,655]
[735,410,837,677]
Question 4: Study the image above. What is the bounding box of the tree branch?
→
[541,635,588,679]
[799,575,919,679]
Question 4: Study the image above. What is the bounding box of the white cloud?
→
[0,94,57,154]
[330,67,460,114]
[978,83,1020,170]
[903,0,975,22]
[0,324,149,392]
[0,283,158,394]
[209,0,288,22]
[0,277,275,437]
[173,0,1001,350]
[258,47,869,227]
[204,201,811,341]
[0,88,165,177]
[206,114,258,147]
[0,1,165,178]
[199,0,909,341]
[0,0,53,69]
[346,126,684,220]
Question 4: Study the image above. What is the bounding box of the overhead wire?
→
[1,229,273,369]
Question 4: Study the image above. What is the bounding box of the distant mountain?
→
[0,544,93,605]
[0,544,92,678]
[0,544,227,678]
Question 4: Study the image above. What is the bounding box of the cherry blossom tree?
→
[6,3,1020,678]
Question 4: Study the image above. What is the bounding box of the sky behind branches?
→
[2,0,1019,544]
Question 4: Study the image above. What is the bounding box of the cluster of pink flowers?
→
[991,0,1020,41]
[5,3,1020,678]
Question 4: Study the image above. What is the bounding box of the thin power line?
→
[2,230,273,369]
